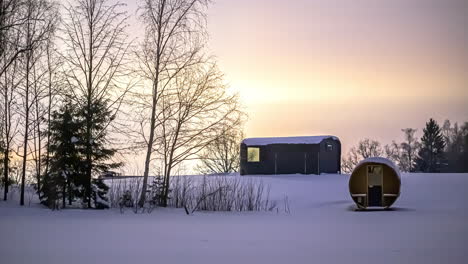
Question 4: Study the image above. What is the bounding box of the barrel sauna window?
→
[367,165,383,186]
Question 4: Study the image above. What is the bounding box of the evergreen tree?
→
[75,99,122,208]
[462,123,468,172]
[440,120,468,172]
[40,103,81,209]
[416,118,446,172]
[148,176,168,206]
[40,99,121,209]
[91,178,110,209]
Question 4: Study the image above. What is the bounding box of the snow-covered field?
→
[1,173,467,264]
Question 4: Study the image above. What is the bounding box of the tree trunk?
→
[62,176,66,208]
[2,145,8,201]
[161,121,182,207]
[139,0,166,208]
[20,44,32,206]
[34,67,42,197]
[0,0,5,200]
[86,125,92,208]
[3,71,9,201]
[85,3,94,209]
[68,176,72,205]
[44,46,53,186]
[139,84,158,207]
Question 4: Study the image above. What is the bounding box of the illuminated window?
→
[247,147,260,162]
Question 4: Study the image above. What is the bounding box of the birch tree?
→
[400,128,420,172]
[136,0,209,206]
[1,0,24,200]
[18,0,56,206]
[29,28,60,197]
[0,0,26,78]
[155,63,241,206]
[195,125,244,175]
[60,0,131,208]
[0,29,21,201]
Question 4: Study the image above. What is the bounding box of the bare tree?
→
[18,0,56,206]
[155,63,241,206]
[343,133,421,173]
[0,0,27,78]
[29,19,60,197]
[400,128,420,172]
[442,120,452,148]
[1,0,27,201]
[195,126,244,175]
[384,141,403,169]
[0,103,4,186]
[60,0,131,208]
[342,138,384,173]
[0,28,22,201]
[135,0,210,207]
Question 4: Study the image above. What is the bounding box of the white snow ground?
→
[1,173,467,264]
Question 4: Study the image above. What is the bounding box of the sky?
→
[125,0,468,153]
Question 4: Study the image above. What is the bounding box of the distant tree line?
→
[0,0,245,209]
[342,118,468,173]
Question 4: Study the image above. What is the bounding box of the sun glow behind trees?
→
[204,0,468,150]
[112,0,468,152]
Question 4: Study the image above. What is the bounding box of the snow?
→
[353,157,402,179]
[1,173,468,264]
[242,135,339,146]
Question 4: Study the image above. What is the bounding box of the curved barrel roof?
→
[352,157,401,179]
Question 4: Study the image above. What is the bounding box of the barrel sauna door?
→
[367,165,383,206]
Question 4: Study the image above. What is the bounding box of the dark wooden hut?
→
[240,136,341,175]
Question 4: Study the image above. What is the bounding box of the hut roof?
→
[242,136,338,146]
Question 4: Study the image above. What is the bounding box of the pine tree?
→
[416,118,446,172]
[440,121,468,172]
[40,103,81,209]
[148,176,168,206]
[462,122,468,172]
[91,178,110,209]
[41,99,121,209]
[75,99,122,208]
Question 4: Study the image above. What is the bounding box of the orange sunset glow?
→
[122,0,468,151]
[203,0,468,150]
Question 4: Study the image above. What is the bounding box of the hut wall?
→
[240,138,341,175]
[240,144,321,175]
[319,139,341,173]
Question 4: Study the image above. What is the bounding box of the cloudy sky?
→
[126,0,468,151]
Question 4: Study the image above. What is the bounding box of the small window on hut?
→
[326,143,333,152]
[247,147,260,162]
